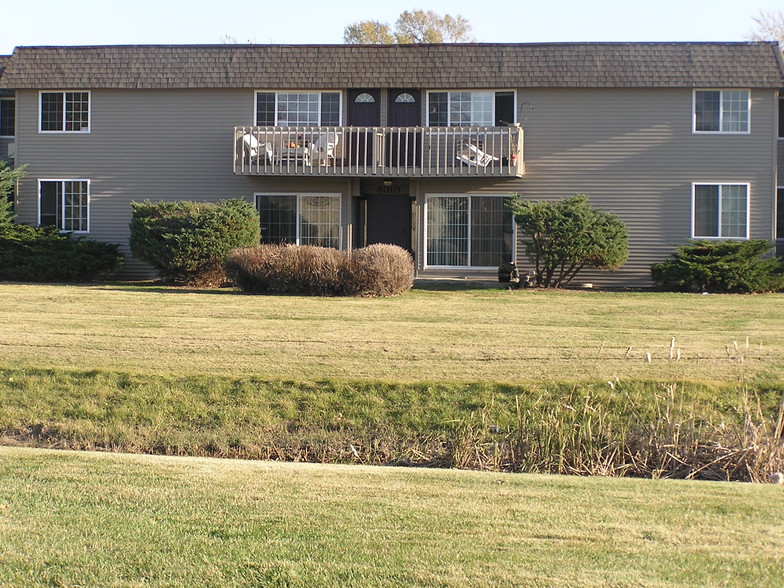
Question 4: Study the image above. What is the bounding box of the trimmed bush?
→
[0,224,123,282]
[225,243,414,297]
[342,243,414,296]
[129,199,260,286]
[506,193,628,288]
[651,240,784,293]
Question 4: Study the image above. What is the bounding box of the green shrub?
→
[0,159,27,229]
[651,240,784,293]
[129,199,260,286]
[506,193,628,288]
[225,244,414,297]
[0,224,123,282]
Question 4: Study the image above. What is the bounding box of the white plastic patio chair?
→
[242,133,273,164]
[313,131,340,165]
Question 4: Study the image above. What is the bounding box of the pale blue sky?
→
[2,0,782,54]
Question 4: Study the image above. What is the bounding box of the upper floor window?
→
[256,91,341,127]
[693,90,749,134]
[40,91,90,133]
[0,98,15,137]
[39,179,90,232]
[428,90,515,127]
[692,183,748,239]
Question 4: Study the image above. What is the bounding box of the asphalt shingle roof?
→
[1,42,782,90]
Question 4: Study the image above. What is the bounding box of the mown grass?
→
[0,283,781,383]
[1,447,783,587]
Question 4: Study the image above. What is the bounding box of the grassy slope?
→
[1,367,782,477]
[0,283,781,383]
[1,447,783,588]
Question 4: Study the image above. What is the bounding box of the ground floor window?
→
[425,194,513,267]
[692,183,748,239]
[39,179,89,232]
[256,193,341,248]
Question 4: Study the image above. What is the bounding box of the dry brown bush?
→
[225,243,413,297]
[342,244,414,297]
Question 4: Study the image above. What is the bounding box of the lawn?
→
[0,283,781,383]
[1,283,782,586]
[1,447,783,587]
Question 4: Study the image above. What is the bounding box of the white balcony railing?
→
[233,125,524,178]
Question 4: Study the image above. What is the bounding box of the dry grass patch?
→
[0,283,780,383]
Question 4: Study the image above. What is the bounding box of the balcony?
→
[233,125,524,178]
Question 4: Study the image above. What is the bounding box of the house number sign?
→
[376,185,402,194]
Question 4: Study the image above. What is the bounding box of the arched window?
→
[354,93,376,103]
[395,93,416,103]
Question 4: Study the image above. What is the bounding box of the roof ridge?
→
[8,40,779,51]
[2,42,782,90]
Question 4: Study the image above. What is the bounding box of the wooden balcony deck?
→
[233,125,524,178]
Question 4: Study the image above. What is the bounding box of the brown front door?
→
[387,90,421,167]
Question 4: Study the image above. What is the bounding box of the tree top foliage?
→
[344,10,474,44]
[747,9,784,46]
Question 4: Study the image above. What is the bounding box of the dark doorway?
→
[388,89,421,126]
[387,89,421,167]
[349,90,381,126]
[348,90,380,168]
[365,192,412,253]
[495,91,515,126]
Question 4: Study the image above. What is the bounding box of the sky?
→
[2,0,782,54]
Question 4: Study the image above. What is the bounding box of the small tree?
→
[129,198,260,286]
[0,159,27,228]
[507,194,628,288]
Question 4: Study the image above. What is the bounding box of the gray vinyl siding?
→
[416,87,778,286]
[13,89,353,278]
[11,86,780,286]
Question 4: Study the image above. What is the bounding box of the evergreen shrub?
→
[0,224,123,282]
[651,240,784,293]
[129,199,260,286]
[506,193,628,288]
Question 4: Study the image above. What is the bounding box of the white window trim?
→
[0,97,15,138]
[255,192,342,248]
[253,90,343,127]
[691,182,750,240]
[38,90,91,134]
[425,90,517,127]
[423,193,516,269]
[37,178,91,233]
[692,89,750,135]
